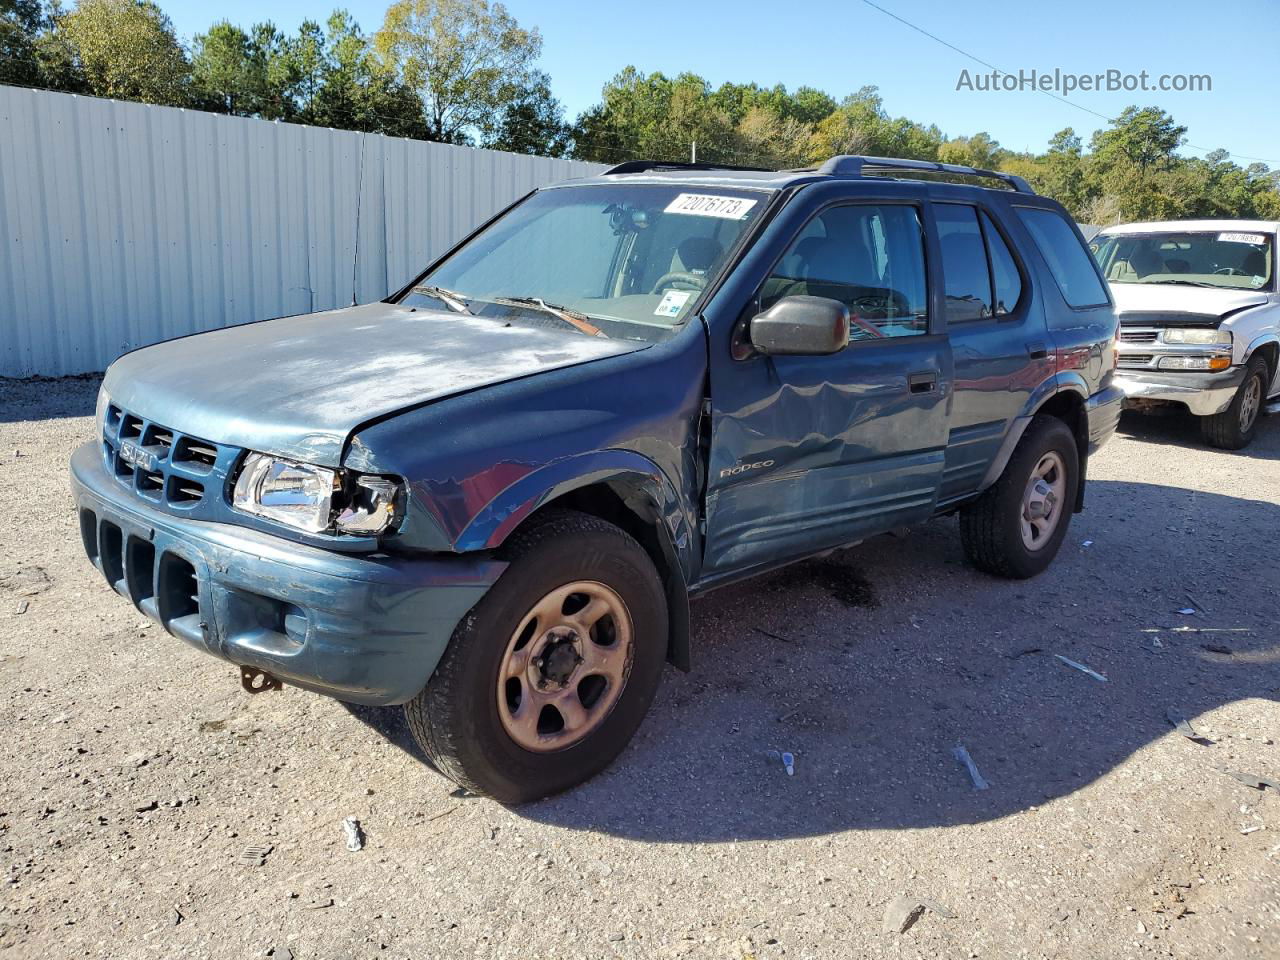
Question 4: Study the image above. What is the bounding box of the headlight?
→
[232,453,403,536]
[233,453,337,533]
[1162,328,1231,345]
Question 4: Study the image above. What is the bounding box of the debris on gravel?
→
[952,744,989,790]
[342,816,364,851]
[1055,654,1108,682]
[882,895,956,935]
[1222,769,1280,792]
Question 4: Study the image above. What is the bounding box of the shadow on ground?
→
[1117,406,1280,460]
[351,465,1280,841]
[0,374,101,423]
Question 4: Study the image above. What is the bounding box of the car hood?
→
[103,302,646,466]
[1109,283,1270,320]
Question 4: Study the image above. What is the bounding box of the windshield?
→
[1091,230,1274,291]
[399,184,766,341]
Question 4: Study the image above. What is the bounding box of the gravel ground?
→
[1,375,1278,960]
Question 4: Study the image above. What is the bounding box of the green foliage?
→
[1,0,45,86]
[484,70,569,156]
[373,0,550,145]
[189,11,427,136]
[58,0,190,105]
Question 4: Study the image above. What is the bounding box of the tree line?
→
[3,0,1278,223]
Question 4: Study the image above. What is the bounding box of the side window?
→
[981,211,1022,314]
[935,204,993,322]
[761,204,928,340]
[1017,207,1110,308]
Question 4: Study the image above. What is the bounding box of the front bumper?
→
[70,443,505,705]
[1115,366,1246,416]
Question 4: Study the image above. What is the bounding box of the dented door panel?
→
[703,335,951,577]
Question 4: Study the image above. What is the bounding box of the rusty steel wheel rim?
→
[496,581,634,753]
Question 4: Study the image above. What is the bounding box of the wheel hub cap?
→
[537,633,583,687]
[1026,479,1057,520]
[1020,451,1067,552]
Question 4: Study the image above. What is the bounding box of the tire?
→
[960,414,1080,579]
[1200,356,1268,450]
[404,509,668,804]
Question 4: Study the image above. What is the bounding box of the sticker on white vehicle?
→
[663,193,758,220]
[1218,232,1267,245]
[654,289,693,317]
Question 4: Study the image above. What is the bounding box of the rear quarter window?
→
[1016,207,1110,308]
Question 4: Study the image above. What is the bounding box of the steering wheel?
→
[852,290,910,316]
[649,271,706,294]
[1214,267,1247,276]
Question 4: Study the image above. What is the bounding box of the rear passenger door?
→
[931,194,1046,504]
[703,192,952,577]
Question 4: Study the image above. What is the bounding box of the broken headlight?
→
[232,452,402,536]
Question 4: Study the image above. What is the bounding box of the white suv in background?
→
[1092,220,1279,448]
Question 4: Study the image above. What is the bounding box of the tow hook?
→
[240,666,283,694]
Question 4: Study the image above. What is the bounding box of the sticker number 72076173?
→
[664,193,758,220]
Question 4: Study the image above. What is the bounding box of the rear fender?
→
[977,373,1070,491]
[979,372,1091,509]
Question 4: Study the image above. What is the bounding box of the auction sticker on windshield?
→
[654,289,693,317]
[664,193,758,220]
[1219,232,1267,245]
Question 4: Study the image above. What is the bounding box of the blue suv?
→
[70,156,1122,801]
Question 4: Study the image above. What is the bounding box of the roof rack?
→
[601,160,774,175]
[813,155,1035,193]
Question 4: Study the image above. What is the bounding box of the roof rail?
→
[601,159,774,175]
[814,155,1035,194]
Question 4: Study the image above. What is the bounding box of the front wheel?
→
[960,415,1080,579]
[404,510,668,803]
[1200,356,1268,450]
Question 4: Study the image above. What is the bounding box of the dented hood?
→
[103,302,645,466]
[1110,283,1269,319]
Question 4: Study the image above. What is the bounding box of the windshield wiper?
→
[491,296,607,338]
[1145,279,1221,289]
[411,284,474,314]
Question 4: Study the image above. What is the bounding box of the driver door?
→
[702,197,952,578]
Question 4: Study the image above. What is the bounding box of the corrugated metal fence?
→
[0,85,605,377]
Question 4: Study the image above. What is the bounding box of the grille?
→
[79,507,203,642]
[102,405,228,513]
[1119,329,1159,344]
[1117,354,1155,368]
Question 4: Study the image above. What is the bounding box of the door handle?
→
[908,371,938,394]
[1027,342,1049,360]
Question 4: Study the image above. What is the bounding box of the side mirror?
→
[749,296,849,356]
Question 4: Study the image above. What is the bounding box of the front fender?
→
[454,449,690,555]
[1242,330,1279,366]
[455,450,697,671]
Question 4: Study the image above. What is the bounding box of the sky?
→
[161,0,1280,166]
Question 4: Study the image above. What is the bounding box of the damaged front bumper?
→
[69,443,504,705]
[1115,366,1246,417]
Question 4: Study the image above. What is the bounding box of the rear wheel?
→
[960,415,1079,579]
[1200,355,1268,450]
[404,510,668,803]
